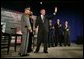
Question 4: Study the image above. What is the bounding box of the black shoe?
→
[20,54,29,57]
[55,44,57,47]
[68,44,70,46]
[18,53,29,56]
[44,51,48,53]
[60,45,62,46]
[27,49,33,53]
[51,44,54,47]
[52,45,54,47]
[34,51,38,53]
[64,45,66,46]
[48,45,50,47]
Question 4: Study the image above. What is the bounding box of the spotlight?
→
[40,2,42,5]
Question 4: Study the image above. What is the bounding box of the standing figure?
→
[48,20,55,47]
[51,25,55,47]
[18,7,32,56]
[54,19,63,46]
[63,21,70,46]
[27,12,34,53]
[34,7,57,53]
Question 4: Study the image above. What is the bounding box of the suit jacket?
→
[35,13,56,32]
[63,26,70,37]
[54,23,63,35]
[21,14,31,34]
[35,15,49,32]
[35,12,56,42]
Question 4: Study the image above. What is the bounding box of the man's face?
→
[40,9,46,15]
[57,19,60,24]
[65,21,68,25]
[25,9,31,15]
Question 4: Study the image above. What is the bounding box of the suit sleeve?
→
[46,12,57,20]
[35,16,39,28]
[24,15,31,30]
[68,26,70,36]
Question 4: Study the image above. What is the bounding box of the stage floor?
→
[1,43,83,58]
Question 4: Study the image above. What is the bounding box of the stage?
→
[1,43,83,58]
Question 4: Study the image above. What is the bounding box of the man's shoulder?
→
[22,14,30,18]
[37,15,41,17]
[36,16,41,19]
[21,14,25,17]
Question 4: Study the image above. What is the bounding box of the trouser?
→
[48,30,52,47]
[19,32,29,54]
[64,35,70,46]
[35,39,48,52]
[51,30,55,46]
[55,34,62,46]
[48,30,55,47]
[27,32,33,51]
[35,31,48,52]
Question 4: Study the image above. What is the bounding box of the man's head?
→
[65,21,68,25]
[24,7,31,15]
[40,9,46,15]
[49,20,52,26]
[57,19,60,24]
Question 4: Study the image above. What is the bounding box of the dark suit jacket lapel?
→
[40,16,44,23]
[43,16,46,23]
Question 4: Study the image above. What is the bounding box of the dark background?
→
[1,0,83,43]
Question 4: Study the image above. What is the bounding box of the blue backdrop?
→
[1,0,83,43]
[51,7,83,42]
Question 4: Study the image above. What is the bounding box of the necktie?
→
[42,16,44,23]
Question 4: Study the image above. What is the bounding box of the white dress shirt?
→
[41,15,44,23]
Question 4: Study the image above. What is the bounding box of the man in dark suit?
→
[48,20,55,47]
[27,15,33,53]
[34,7,57,53]
[54,19,63,46]
[63,21,70,46]
[27,12,37,53]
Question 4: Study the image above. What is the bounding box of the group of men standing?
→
[18,7,70,56]
[48,19,70,47]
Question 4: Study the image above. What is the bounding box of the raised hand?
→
[55,7,57,13]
